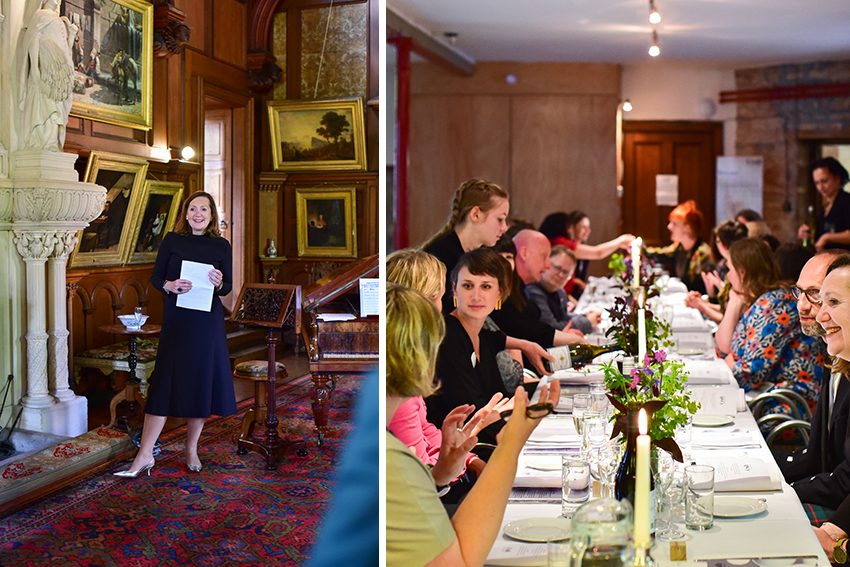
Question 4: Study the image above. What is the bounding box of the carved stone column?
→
[48,231,77,402]
[14,230,58,412]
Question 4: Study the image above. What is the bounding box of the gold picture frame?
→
[62,0,154,130]
[127,180,184,264]
[295,186,357,258]
[268,97,366,172]
[69,151,149,268]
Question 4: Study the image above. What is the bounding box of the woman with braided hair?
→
[422,179,510,313]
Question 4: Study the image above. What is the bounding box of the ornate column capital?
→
[13,231,59,261]
[51,230,77,259]
[13,184,106,225]
[153,1,191,58]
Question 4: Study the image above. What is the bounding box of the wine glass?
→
[134,307,143,329]
[595,440,623,498]
[655,450,686,541]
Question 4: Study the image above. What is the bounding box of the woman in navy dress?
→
[115,191,236,477]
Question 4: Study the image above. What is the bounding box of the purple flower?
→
[630,368,640,378]
[655,350,667,363]
[643,353,653,367]
[630,373,641,389]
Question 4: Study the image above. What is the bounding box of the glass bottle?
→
[614,411,656,533]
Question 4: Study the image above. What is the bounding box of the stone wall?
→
[735,60,850,242]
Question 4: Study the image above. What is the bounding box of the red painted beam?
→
[389,37,411,250]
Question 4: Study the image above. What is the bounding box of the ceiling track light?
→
[649,0,661,25]
[648,29,660,57]
[622,99,633,112]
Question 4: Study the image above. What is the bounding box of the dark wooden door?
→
[622,121,723,247]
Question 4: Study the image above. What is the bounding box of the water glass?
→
[572,394,591,436]
[661,305,674,325]
[674,414,693,461]
[685,464,714,530]
[655,451,686,541]
[582,412,607,459]
[588,382,608,413]
[567,498,634,567]
[134,307,144,328]
[548,540,572,567]
[562,457,591,517]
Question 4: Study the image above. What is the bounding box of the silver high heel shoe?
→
[113,458,155,478]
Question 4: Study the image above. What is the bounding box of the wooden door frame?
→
[191,78,255,310]
[622,120,723,246]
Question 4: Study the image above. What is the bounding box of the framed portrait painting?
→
[127,180,184,264]
[295,186,357,258]
[61,0,153,130]
[268,97,366,172]
[69,151,149,268]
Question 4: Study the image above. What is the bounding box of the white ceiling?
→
[387,0,850,67]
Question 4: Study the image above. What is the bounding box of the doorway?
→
[622,121,723,247]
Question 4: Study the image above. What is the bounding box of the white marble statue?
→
[18,0,78,152]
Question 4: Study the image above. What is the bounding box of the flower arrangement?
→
[605,294,672,357]
[602,348,699,462]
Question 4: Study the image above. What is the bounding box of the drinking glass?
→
[685,464,714,530]
[588,382,608,413]
[661,305,674,325]
[562,457,591,517]
[134,307,144,328]
[567,498,633,567]
[655,451,686,540]
[572,394,591,437]
[596,440,623,498]
[674,414,693,462]
[582,412,607,460]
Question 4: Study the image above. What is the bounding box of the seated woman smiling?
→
[715,238,827,407]
[386,282,560,567]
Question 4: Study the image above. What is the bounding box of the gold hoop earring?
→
[496,298,502,310]
[453,296,458,308]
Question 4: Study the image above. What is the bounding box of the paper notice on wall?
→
[656,174,679,206]
[717,156,763,222]
[359,278,379,316]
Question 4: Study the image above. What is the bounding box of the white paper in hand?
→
[176,260,215,312]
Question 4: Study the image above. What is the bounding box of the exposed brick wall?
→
[735,60,850,242]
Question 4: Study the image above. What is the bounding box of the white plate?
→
[714,496,768,518]
[503,517,572,542]
[678,347,707,356]
[524,455,562,471]
[693,414,734,427]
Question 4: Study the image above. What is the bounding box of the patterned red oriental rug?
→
[0,373,359,567]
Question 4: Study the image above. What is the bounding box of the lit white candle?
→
[634,408,651,547]
[631,237,643,287]
[637,308,647,364]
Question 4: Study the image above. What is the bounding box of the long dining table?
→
[485,276,830,566]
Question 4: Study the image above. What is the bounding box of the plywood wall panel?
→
[176,0,207,53]
[510,95,619,239]
[408,95,511,247]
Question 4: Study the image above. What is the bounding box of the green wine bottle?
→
[568,343,621,369]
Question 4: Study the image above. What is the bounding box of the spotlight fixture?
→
[443,32,458,45]
[649,0,661,24]
[648,30,660,57]
[622,99,633,112]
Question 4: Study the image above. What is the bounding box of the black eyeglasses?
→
[550,265,572,277]
[500,402,555,420]
[791,285,822,305]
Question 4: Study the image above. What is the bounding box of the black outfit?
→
[780,374,850,525]
[489,280,556,348]
[646,238,713,295]
[145,232,237,418]
[426,315,508,444]
[817,190,850,252]
[423,231,465,314]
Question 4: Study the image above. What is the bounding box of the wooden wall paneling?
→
[151,52,170,149]
[367,0,379,171]
[510,95,619,234]
[176,0,208,53]
[408,94,512,246]
[213,0,249,68]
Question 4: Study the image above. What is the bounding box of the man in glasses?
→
[778,249,850,561]
[525,245,600,335]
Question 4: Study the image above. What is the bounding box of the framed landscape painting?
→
[295,186,357,258]
[61,0,153,130]
[127,180,184,264]
[268,97,366,172]
[69,152,149,268]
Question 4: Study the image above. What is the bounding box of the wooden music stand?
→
[230,283,306,469]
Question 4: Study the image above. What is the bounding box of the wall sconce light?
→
[648,30,660,57]
[622,99,633,112]
[180,146,195,161]
[649,0,661,25]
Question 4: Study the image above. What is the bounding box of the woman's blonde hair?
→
[386,282,446,398]
[386,249,446,303]
[421,179,509,249]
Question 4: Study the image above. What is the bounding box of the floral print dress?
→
[729,287,828,410]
